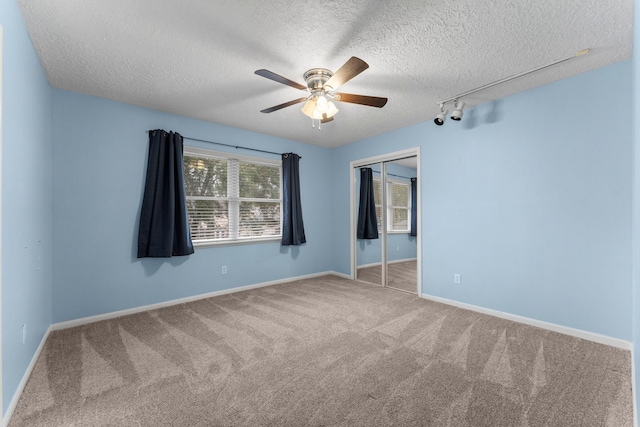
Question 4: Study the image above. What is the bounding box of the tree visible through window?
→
[183,148,282,243]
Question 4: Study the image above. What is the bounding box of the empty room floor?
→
[8,275,633,426]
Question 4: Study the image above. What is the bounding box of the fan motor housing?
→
[303,68,333,91]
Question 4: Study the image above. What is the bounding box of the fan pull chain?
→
[311,118,322,130]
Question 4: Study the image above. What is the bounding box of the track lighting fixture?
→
[431,100,463,125]
[450,100,464,121]
[434,104,448,126]
[433,48,590,126]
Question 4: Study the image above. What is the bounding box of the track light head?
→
[434,104,448,126]
[451,100,465,121]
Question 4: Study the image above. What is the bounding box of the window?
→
[373,177,411,233]
[183,147,282,244]
[388,181,410,232]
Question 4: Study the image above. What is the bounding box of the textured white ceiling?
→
[17,0,633,148]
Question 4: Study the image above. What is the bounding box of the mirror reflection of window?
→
[372,176,411,232]
[384,159,417,294]
[388,181,410,232]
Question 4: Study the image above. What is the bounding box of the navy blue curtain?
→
[281,153,306,246]
[137,130,194,258]
[357,168,378,239]
[410,177,417,237]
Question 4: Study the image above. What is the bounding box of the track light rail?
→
[437,49,589,105]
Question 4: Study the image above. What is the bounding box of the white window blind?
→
[388,181,410,232]
[183,148,282,244]
[373,177,411,233]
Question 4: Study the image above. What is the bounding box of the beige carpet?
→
[358,260,417,293]
[9,275,633,426]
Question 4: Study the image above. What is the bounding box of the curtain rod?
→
[183,136,288,157]
[147,131,297,158]
[354,155,417,169]
[371,170,412,180]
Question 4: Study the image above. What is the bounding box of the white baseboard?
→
[52,271,336,331]
[357,262,380,269]
[421,293,632,351]
[329,271,352,280]
[4,325,52,427]
[388,257,417,265]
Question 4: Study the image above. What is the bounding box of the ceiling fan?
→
[255,57,388,124]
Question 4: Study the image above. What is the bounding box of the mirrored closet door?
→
[384,158,417,294]
[355,162,383,286]
[352,150,419,294]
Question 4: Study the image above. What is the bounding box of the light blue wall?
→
[1,1,53,415]
[632,0,640,416]
[334,61,633,341]
[51,89,332,323]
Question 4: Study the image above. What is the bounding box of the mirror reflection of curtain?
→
[410,177,417,237]
[357,168,379,239]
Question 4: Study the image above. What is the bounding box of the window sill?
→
[193,236,281,248]
[387,230,411,235]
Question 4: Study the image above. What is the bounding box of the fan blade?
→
[321,113,334,124]
[260,98,307,113]
[255,69,307,91]
[324,57,369,90]
[334,93,388,108]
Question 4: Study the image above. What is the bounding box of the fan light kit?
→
[434,49,590,126]
[255,57,387,129]
[300,68,339,121]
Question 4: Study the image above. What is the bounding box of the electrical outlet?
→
[454,274,461,284]
[221,265,227,275]
[22,324,27,344]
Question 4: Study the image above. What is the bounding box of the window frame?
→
[183,146,283,247]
